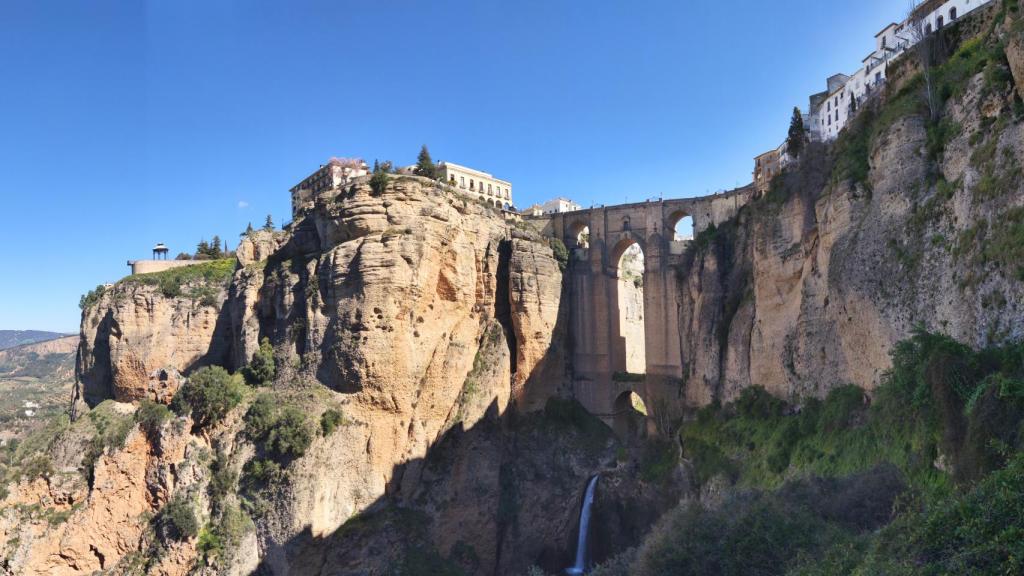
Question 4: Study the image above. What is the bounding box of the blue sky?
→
[0,0,895,332]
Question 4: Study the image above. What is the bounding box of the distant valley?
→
[0,333,76,445]
[0,330,72,351]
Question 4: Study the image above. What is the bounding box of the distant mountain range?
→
[0,330,73,351]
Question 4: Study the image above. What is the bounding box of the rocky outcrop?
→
[77,276,233,404]
[68,175,569,575]
[1,404,200,576]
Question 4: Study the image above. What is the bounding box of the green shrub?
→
[320,409,345,436]
[79,285,107,311]
[549,238,569,271]
[266,407,313,460]
[162,494,199,540]
[734,386,785,420]
[208,450,238,504]
[241,458,282,486]
[241,338,276,386]
[136,399,172,437]
[170,366,246,429]
[244,394,277,441]
[245,396,313,461]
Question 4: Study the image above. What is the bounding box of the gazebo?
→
[152,243,169,260]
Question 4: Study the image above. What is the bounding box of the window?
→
[925,23,932,34]
[488,183,492,193]
[470,179,475,190]
[937,16,944,28]
[460,176,465,187]
[950,7,957,20]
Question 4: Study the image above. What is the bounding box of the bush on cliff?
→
[78,284,106,311]
[170,366,246,430]
[244,394,313,462]
[135,399,172,438]
[241,337,276,386]
[162,493,200,541]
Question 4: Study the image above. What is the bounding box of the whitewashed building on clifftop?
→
[437,161,513,209]
[809,0,994,142]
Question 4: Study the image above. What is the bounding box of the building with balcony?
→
[437,161,513,209]
[290,157,368,216]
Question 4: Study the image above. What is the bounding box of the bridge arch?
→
[613,390,649,439]
[667,209,694,241]
[567,220,590,249]
[611,237,646,375]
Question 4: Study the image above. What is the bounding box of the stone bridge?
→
[531,186,755,434]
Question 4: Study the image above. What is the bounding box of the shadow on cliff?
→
[243,239,679,575]
[248,397,672,576]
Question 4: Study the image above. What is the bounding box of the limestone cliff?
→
[52,175,575,575]
[678,14,1024,403]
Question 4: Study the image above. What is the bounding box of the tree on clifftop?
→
[787,107,806,160]
[414,145,437,179]
[263,215,274,232]
[370,159,390,196]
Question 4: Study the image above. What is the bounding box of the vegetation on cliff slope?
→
[592,330,1024,576]
[121,258,235,299]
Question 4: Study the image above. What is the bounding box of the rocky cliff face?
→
[47,175,579,575]
[678,14,1024,403]
[77,267,233,405]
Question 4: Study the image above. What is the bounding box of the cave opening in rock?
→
[615,240,646,375]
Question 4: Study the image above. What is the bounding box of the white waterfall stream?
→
[565,475,599,575]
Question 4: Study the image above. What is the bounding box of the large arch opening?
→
[568,221,590,248]
[614,239,646,375]
[613,390,649,439]
[669,210,694,241]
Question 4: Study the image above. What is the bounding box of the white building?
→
[537,197,582,215]
[437,161,513,209]
[810,0,993,142]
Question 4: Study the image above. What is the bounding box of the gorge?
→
[2,3,1024,575]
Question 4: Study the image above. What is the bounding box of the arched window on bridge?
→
[569,221,590,249]
[613,390,649,439]
[614,240,646,375]
[669,211,694,242]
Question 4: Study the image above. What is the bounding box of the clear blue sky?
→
[0,0,894,332]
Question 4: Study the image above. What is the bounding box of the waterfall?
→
[566,475,599,575]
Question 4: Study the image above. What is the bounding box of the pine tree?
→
[263,215,274,232]
[242,222,254,237]
[787,107,806,160]
[210,235,223,259]
[414,145,436,179]
[370,159,390,196]
[196,239,211,260]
